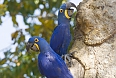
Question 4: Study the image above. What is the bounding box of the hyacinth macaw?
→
[26,36,73,78]
[50,2,76,56]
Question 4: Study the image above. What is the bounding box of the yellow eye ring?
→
[34,38,39,42]
[60,9,63,13]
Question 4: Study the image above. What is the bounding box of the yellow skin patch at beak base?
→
[65,10,71,19]
[34,43,40,50]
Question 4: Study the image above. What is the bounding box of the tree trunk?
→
[69,0,116,78]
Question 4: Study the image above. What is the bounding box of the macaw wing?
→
[38,52,72,78]
[50,25,66,55]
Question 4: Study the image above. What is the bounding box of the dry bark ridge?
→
[69,0,116,78]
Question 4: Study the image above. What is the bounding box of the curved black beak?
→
[26,42,33,52]
[26,42,40,52]
[66,2,77,10]
[65,2,77,18]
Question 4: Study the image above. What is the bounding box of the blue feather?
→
[50,24,71,56]
[50,3,72,56]
[27,36,73,78]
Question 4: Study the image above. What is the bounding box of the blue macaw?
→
[50,2,76,56]
[26,36,73,78]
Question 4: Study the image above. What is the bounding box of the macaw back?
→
[38,50,73,78]
[50,24,71,56]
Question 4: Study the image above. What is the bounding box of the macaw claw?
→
[62,51,77,67]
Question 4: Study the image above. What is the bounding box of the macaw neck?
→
[39,42,53,53]
[58,16,70,25]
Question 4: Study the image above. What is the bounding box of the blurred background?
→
[0,0,82,77]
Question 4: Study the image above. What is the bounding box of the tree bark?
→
[69,0,116,78]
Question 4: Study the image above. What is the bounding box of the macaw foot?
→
[62,53,72,67]
[62,51,76,67]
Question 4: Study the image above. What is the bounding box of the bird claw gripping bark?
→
[62,53,73,67]
[62,51,77,67]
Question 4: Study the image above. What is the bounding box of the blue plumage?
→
[50,24,71,56]
[50,2,76,56]
[26,36,73,78]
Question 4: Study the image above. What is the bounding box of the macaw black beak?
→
[66,2,77,9]
[26,42,34,52]
[26,42,40,52]
[65,2,77,18]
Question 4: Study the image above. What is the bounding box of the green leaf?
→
[0,0,68,77]
[12,16,18,26]
[0,4,7,16]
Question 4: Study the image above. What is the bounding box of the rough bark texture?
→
[69,0,116,78]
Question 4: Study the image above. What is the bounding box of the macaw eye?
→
[60,9,63,13]
[34,38,39,42]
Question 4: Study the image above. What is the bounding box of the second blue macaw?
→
[26,36,73,78]
[50,2,76,56]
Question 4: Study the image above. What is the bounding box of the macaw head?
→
[26,36,50,52]
[58,2,77,21]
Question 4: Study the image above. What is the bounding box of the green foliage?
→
[0,0,68,78]
[0,4,7,24]
[0,4,7,16]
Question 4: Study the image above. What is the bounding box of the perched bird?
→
[26,36,73,78]
[50,2,76,56]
